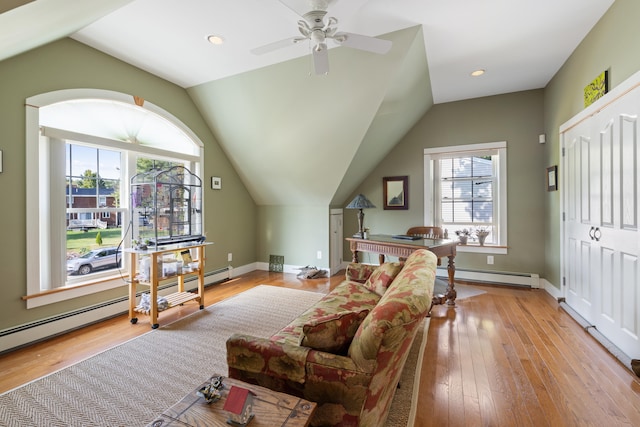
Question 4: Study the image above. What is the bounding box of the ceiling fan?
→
[251,0,392,75]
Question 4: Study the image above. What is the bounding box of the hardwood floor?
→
[2,271,640,426]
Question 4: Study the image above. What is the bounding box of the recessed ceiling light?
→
[471,69,485,77]
[207,35,225,45]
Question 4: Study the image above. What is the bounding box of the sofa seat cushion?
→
[363,262,403,296]
[301,309,369,354]
[271,282,381,346]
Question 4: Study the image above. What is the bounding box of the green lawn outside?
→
[67,228,124,255]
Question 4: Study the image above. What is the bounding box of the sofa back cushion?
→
[363,262,403,296]
[301,309,369,354]
[345,263,378,283]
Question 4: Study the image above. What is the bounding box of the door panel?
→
[330,211,343,275]
[564,121,595,318]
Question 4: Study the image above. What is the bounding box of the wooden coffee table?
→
[147,375,316,427]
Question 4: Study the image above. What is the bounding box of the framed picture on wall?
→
[383,176,408,210]
[546,165,558,191]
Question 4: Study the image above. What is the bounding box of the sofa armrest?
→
[226,334,310,383]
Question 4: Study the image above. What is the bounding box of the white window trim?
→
[25,89,205,308]
[424,141,508,254]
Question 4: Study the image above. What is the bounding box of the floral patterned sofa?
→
[226,249,437,427]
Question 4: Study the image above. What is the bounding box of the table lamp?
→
[346,194,376,238]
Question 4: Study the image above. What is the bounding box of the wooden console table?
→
[125,242,212,329]
[346,234,457,306]
[147,375,316,427]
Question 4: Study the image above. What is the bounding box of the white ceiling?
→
[66,0,614,103]
[0,0,616,206]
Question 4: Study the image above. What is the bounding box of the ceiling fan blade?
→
[334,32,392,54]
[312,47,329,75]
[251,37,304,55]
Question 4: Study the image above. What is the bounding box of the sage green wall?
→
[543,0,640,288]
[257,206,329,268]
[346,90,546,274]
[0,38,256,331]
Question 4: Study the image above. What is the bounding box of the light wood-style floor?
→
[1,271,640,426]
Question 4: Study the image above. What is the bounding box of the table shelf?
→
[133,291,201,314]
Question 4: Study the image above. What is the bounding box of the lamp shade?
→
[346,194,376,209]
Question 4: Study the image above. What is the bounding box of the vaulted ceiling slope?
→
[0,0,134,62]
[188,26,430,206]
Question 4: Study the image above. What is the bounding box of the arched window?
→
[25,89,204,308]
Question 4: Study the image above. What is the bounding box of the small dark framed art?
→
[546,166,558,192]
[383,176,408,210]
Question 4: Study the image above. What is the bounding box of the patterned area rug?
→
[0,285,428,426]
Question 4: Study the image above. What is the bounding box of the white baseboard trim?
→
[256,262,333,277]
[541,278,563,299]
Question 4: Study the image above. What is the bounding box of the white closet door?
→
[562,81,640,360]
[590,90,640,358]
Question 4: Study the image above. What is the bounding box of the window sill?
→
[456,244,508,255]
[23,274,129,309]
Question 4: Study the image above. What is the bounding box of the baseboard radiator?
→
[436,267,540,288]
[0,266,232,354]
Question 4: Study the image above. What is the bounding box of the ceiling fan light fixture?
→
[207,34,225,45]
[471,69,485,77]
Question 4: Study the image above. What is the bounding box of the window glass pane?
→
[473,179,492,199]
[452,180,472,199]
[70,145,97,177]
[452,201,473,222]
[452,157,472,178]
[98,149,120,181]
[66,143,123,279]
[473,156,492,176]
[440,158,453,179]
[441,201,453,222]
[440,180,453,199]
[472,201,493,222]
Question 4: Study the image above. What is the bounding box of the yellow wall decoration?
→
[584,70,609,107]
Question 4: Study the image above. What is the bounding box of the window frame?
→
[25,89,204,308]
[424,141,508,254]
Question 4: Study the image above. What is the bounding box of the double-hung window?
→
[424,142,507,252]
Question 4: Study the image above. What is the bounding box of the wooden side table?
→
[147,375,316,427]
[125,242,212,329]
